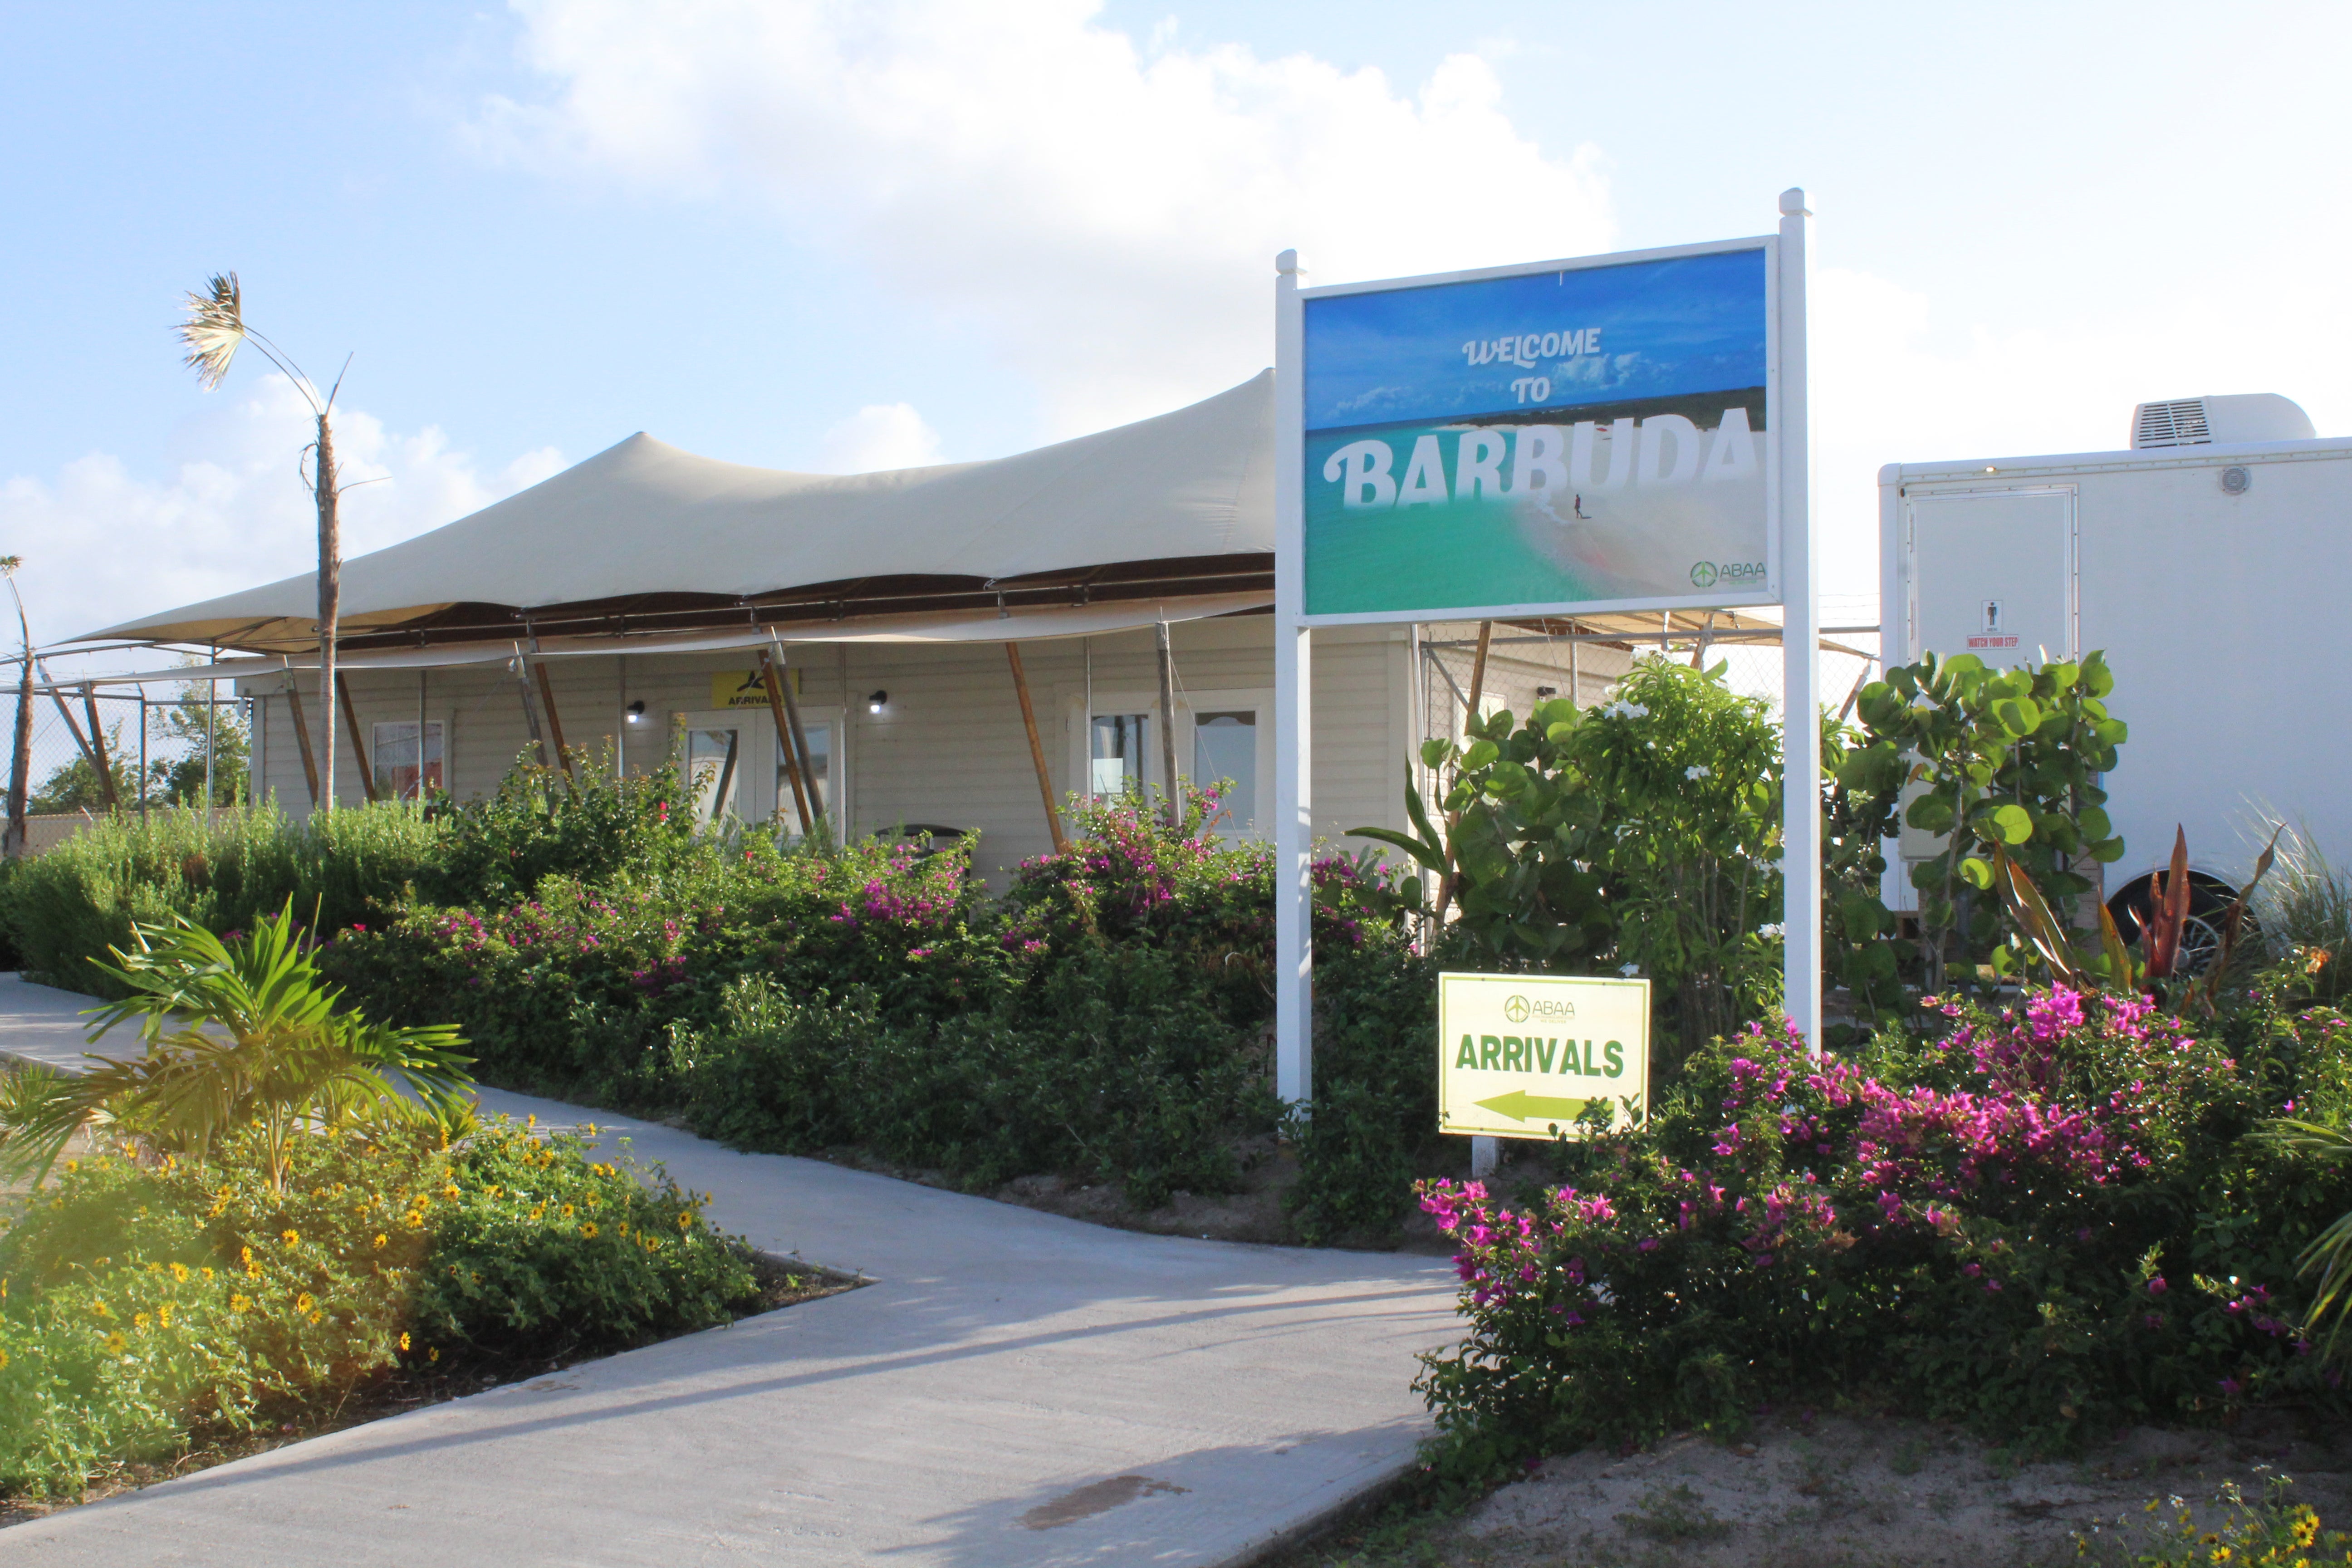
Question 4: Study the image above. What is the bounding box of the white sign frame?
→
[1270,191,1820,1115]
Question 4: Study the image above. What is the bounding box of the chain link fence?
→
[5,681,251,854]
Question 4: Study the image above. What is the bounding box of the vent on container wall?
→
[2131,394,2315,449]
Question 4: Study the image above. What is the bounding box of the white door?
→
[1906,488,2078,666]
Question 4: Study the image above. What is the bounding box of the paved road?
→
[0,974,1461,1566]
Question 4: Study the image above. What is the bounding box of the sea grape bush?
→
[0,1117,754,1498]
[1415,984,2352,1472]
[1357,657,1785,1063]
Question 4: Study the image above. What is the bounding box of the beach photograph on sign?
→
[1437,972,1651,1141]
[1302,245,1773,620]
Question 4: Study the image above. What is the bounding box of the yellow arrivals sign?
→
[712,671,770,710]
[1437,972,1649,1140]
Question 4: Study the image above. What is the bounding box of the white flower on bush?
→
[1618,962,1641,977]
[1601,700,1650,720]
[1685,764,1711,780]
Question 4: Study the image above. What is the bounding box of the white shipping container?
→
[1879,394,2346,936]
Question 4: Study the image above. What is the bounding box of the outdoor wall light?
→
[866,690,888,715]
[625,700,646,724]
[1534,686,1558,698]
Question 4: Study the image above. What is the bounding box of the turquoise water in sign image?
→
[1302,248,1772,616]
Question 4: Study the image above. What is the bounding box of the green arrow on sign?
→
[1474,1089,1591,1124]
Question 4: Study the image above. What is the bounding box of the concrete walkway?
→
[0,974,1463,1566]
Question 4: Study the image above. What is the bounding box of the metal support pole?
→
[204,643,217,814]
[418,667,430,800]
[1154,620,1180,824]
[138,693,148,821]
[1273,248,1313,1110]
[1778,187,1823,1052]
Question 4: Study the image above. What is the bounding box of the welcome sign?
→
[1300,242,1776,620]
[1437,972,1651,1140]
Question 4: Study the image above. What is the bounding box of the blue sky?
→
[5,0,2348,647]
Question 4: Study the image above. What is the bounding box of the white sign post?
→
[1272,190,1821,1124]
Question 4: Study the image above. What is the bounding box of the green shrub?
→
[0,1117,754,1498]
[1414,982,2352,1474]
[416,752,700,907]
[0,804,445,998]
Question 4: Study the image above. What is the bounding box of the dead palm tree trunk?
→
[313,412,338,808]
[2,559,32,859]
[177,274,348,812]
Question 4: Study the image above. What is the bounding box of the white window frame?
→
[1063,686,1273,839]
[369,716,451,802]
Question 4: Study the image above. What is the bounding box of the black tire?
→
[2105,872,2244,979]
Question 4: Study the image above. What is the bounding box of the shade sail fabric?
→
[84,371,1275,652]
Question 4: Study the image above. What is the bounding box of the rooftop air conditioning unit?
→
[2131,393,2316,449]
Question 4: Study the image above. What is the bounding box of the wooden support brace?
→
[336,673,380,802]
[80,685,120,812]
[758,649,816,836]
[1006,642,1068,855]
[534,661,573,779]
[284,684,321,807]
[774,648,822,831]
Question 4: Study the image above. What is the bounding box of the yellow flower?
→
[309,1312,322,1325]
[103,1332,127,1355]
[90,1300,113,1321]
[561,1204,575,1220]
[428,1347,439,1362]
[398,1332,411,1352]
[487,1186,502,1200]
[442,1184,461,1200]
[133,1312,151,1331]
[526,1114,536,1128]
[579,1222,599,1239]
[677,1212,694,1230]
[169,1263,190,1283]
[146,1262,163,1275]
[201,1267,215,1282]
[230,1294,251,1313]
[0,1347,10,1371]
[158,1303,172,1328]
[617,1222,629,1239]
[240,1246,253,1267]
[373,1234,388,1250]
[65,1160,78,1174]
[295,1293,314,1313]
[280,1230,299,1247]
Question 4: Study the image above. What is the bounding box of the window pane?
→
[1089,713,1149,797]
[1193,711,1256,832]
[687,727,741,823]
[775,722,832,832]
[370,721,444,801]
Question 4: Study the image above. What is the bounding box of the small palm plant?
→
[0,902,473,1196]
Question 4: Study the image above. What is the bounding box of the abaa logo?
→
[1503,995,1532,1023]
[1689,561,1719,588]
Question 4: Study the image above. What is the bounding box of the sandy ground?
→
[1286,1409,2352,1568]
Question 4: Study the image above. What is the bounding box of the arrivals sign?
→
[1299,240,1779,622]
[1437,972,1650,1141]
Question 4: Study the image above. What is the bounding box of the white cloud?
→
[471,0,1614,432]
[816,402,945,472]
[2,375,562,658]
